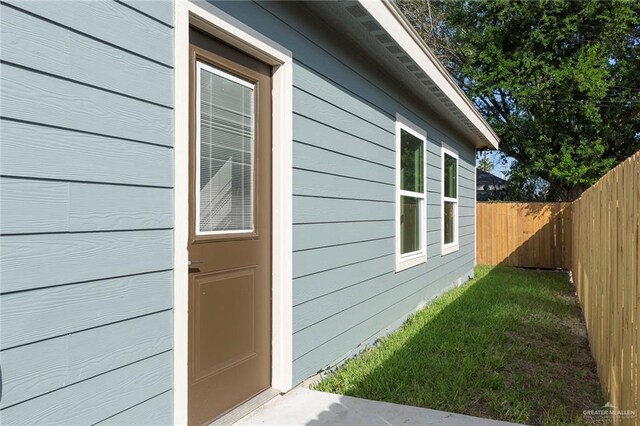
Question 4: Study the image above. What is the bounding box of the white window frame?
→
[441,143,459,255]
[395,113,427,272]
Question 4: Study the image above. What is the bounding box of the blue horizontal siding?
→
[294,88,394,149]
[1,271,173,349]
[98,390,173,426]
[1,230,173,293]
[212,0,478,385]
[293,221,394,252]
[1,178,172,234]
[3,1,173,66]
[1,120,173,187]
[0,63,172,146]
[1,311,172,409]
[1,4,172,106]
[0,1,174,424]
[294,113,394,167]
[294,141,395,184]
[0,351,173,425]
[293,168,393,202]
[294,238,394,279]
[119,0,174,27]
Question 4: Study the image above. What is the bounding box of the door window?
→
[196,61,255,235]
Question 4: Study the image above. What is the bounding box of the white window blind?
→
[196,61,255,235]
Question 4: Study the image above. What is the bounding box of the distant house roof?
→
[477,169,507,189]
[476,170,507,201]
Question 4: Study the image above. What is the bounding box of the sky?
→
[476,151,514,179]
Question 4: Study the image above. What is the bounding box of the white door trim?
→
[174,1,293,424]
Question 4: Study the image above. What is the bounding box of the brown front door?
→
[188,28,272,426]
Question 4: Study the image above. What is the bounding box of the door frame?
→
[174,1,293,424]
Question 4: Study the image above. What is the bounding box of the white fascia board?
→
[358,0,500,149]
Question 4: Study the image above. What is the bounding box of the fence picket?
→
[476,202,572,269]
[477,151,639,421]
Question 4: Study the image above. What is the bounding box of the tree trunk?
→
[560,185,588,202]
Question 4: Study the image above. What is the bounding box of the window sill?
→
[441,244,459,256]
[395,253,427,272]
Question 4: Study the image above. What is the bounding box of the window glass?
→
[444,153,457,198]
[444,201,455,244]
[442,148,458,251]
[198,63,254,234]
[400,196,420,254]
[400,130,424,193]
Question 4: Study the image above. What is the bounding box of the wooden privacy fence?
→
[477,150,639,421]
[476,202,572,269]
[572,152,639,420]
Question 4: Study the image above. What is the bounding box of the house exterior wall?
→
[210,1,477,385]
[0,1,174,424]
[1,0,478,422]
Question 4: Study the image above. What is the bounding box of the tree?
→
[477,152,494,173]
[398,0,640,201]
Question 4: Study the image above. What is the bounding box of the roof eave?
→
[359,0,500,149]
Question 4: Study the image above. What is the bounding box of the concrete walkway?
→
[237,388,522,426]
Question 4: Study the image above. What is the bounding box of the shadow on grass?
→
[315,266,604,426]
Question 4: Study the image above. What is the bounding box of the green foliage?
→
[505,171,555,201]
[399,0,640,201]
[477,152,494,173]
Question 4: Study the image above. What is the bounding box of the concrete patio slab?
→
[236,388,523,426]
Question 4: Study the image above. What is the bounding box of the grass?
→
[314,265,605,425]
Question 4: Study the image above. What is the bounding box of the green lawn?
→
[314,265,604,425]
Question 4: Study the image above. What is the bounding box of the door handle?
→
[188,260,204,265]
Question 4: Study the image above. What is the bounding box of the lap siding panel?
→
[0,1,174,424]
